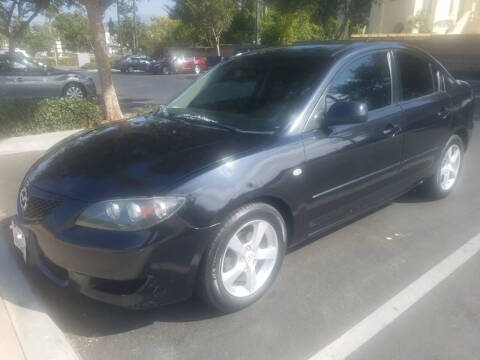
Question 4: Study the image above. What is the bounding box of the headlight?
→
[76,197,185,231]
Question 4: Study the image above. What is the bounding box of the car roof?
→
[240,41,418,59]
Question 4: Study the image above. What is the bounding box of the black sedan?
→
[11,42,474,312]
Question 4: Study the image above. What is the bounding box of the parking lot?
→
[1,74,480,360]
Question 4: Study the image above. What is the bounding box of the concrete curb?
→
[0,226,80,360]
[0,130,81,156]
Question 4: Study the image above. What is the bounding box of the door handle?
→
[437,108,449,119]
[383,123,401,137]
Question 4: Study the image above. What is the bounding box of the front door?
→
[302,50,404,237]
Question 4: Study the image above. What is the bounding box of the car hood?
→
[25,113,270,202]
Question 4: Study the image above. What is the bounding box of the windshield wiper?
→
[174,113,240,132]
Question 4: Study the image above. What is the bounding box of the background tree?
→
[54,12,92,51]
[139,17,185,58]
[264,0,378,40]
[224,0,256,45]
[21,24,54,56]
[117,15,146,53]
[261,9,325,46]
[77,0,123,121]
[170,0,236,55]
[0,0,64,55]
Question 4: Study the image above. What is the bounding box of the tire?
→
[64,83,86,99]
[194,64,201,75]
[198,202,287,313]
[162,66,171,75]
[423,134,464,199]
[127,66,134,73]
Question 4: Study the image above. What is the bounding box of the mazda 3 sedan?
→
[0,54,96,99]
[11,42,474,312]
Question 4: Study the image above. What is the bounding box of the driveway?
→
[0,77,479,360]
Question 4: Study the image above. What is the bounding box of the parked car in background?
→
[113,55,153,73]
[150,55,206,75]
[206,55,230,70]
[11,42,474,313]
[0,54,96,99]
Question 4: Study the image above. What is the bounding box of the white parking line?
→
[308,233,480,360]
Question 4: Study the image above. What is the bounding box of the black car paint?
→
[17,42,474,308]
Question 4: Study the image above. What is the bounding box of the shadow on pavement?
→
[0,217,221,340]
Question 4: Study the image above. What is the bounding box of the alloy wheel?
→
[65,85,85,99]
[194,65,201,75]
[220,220,278,298]
[439,144,461,191]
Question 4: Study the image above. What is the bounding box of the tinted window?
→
[397,51,435,100]
[168,55,330,131]
[326,52,391,113]
[0,56,44,75]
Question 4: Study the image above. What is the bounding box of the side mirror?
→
[326,101,368,126]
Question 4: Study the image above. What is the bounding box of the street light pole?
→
[117,0,123,55]
[133,0,137,54]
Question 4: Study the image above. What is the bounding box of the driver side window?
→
[326,52,392,117]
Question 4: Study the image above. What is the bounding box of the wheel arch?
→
[453,127,469,150]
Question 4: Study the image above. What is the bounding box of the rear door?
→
[394,50,451,184]
[0,56,16,97]
[302,50,404,236]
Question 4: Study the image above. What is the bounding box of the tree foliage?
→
[0,0,65,53]
[21,24,54,56]
[261,9,326,46]
[264,0,378,40]
[139,17,188,58]
[54,12,92,51]
[169,0,236,55]
[224,0,256,45]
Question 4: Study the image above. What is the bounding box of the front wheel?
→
[194,64,201,75]
[198,203,286,312]
[64,83,86,99]
[423,134,464,198]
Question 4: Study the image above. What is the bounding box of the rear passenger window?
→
[397,51,435,100]
[326,52,392,112]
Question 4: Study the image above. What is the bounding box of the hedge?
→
[0,97,103,138]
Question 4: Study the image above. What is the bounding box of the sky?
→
[105,0,172,23]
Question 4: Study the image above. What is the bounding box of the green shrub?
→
[0,97,103,138]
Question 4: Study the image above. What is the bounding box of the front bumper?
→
[83,79,97,97]
[16,188,218,309]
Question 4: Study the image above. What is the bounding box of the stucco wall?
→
[369,0,417,33]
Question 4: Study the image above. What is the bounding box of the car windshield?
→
[166,53,331,132]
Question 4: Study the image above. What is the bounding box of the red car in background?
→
[150,56,206,75]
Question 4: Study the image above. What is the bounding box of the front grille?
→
[23,195,60,220]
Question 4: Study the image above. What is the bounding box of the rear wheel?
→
[198,203,286,313]
[162,66,171,75]
[194,64,201,75]
[423,134,464,198]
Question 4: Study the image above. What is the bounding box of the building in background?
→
[369,0,480,34]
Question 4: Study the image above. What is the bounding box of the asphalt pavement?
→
[0,74,480,360]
